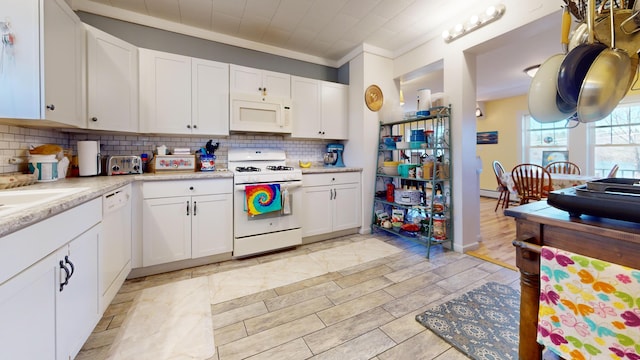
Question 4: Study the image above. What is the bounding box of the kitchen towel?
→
[537,246,640,359]
[245,184,282,216]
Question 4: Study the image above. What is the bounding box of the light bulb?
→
[441,30,451,39]
[486,5,496,17]
[454,23,464,33]
[469,14,480,26]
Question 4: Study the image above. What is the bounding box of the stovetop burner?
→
[266,165,294,171]
[235,166,261,172]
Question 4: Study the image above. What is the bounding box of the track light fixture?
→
[442,4,506,43]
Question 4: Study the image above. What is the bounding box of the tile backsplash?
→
[0,124,334,174]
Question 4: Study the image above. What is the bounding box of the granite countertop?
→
[300,167,362,174]
[0,171,234,238]
[0,167,363,237]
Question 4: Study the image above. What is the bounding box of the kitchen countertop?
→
[0,167,361,238]
[300,167,362,174]
[0,171,233,238]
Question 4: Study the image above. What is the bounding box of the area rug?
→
[415,282,520,360]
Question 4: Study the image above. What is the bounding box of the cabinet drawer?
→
[142,178,232,199]
[0,198,101,285]
[303,172,360,187]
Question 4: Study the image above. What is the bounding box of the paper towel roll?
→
[417,89,432,111]
[78,141,100,176]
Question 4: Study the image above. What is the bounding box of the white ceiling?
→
[72,0,563,102]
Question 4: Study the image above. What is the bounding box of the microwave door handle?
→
[277,104,285,127]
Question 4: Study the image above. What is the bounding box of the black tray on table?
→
[547,178,640,223]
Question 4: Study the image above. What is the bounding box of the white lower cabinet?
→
[56,225,101,360]
[0,198,101,360]
[301,172,361,237]
[142,179,233,267]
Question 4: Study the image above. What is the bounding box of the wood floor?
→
[77,197,519,359]
[467,196,518,270]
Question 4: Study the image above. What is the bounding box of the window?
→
[590,104,640,178]
[524,114,569,165]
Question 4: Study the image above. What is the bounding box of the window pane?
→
[592,103,640,177]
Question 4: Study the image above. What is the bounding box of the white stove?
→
[228,148,303,257]
[228,148,302,184]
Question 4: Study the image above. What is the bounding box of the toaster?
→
[103,155,143,175]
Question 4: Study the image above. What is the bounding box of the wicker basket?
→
[0,173,38,189]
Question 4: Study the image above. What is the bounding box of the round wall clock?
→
[365,85,383,112]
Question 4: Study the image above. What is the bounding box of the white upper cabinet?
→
[0,0,84,127]
[320,81,348,139]
[139,48,229,135]
[192,58,229,135]
[139,48,192,134]
[291,76,348,139]
[230,64,291,97]
[291,76,321,138]
[86,24,139,132]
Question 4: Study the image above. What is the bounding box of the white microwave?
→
[230,93,292,133]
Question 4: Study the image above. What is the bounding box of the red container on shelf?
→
[386,183,395,202]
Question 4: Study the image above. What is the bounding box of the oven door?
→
[234,181,302,238]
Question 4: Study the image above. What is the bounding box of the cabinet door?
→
[191,194,233,258]
[321,81,348,140]
[291,76,321,138]
[301,186,334,237]
[262,70,291,97]
[43,0,83,126]
[0,0,41,119]
[142,196,192,266]
[57,224,100,360]
[0,249,58,360]
[139,49,191,134]
[229,64,263,94]
[333,183,361,231]
[192,58,229,135]
[86,25,138,132]
[229,64,290,97]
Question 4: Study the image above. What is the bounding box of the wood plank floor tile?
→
[244,296,334,335]
[267,281,341,311]
[316,290,395,326]
[309,329,396,360]
[303,306,395,355]
[378,331,451,360]
[244,338,313,360]
[217,314,325,360]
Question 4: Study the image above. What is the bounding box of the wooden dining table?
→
[500,173,603,197]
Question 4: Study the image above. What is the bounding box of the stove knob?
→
[133,164,140,172]
[112,164,120,172]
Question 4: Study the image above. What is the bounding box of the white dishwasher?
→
[100,184,132,313]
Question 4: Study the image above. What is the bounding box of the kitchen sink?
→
[0,187,90,216]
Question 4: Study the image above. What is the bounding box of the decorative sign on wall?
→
[476,131,498,144]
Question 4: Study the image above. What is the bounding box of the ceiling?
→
[72,0,563,102]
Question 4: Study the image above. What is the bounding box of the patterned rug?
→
[415,282,520,360]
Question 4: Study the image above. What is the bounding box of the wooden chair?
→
[492,160,510,211]
[511,164,553,205]
[607,164,619,178]
[545,161,581,175]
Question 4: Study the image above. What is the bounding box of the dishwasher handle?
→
[103,188,131,214]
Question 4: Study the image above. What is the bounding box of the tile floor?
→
[77,232,521,360]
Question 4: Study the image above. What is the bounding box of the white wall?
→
[346,52,397,234]
[387,0,561,252]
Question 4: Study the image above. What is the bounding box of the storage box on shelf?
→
[372,106,452,258]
